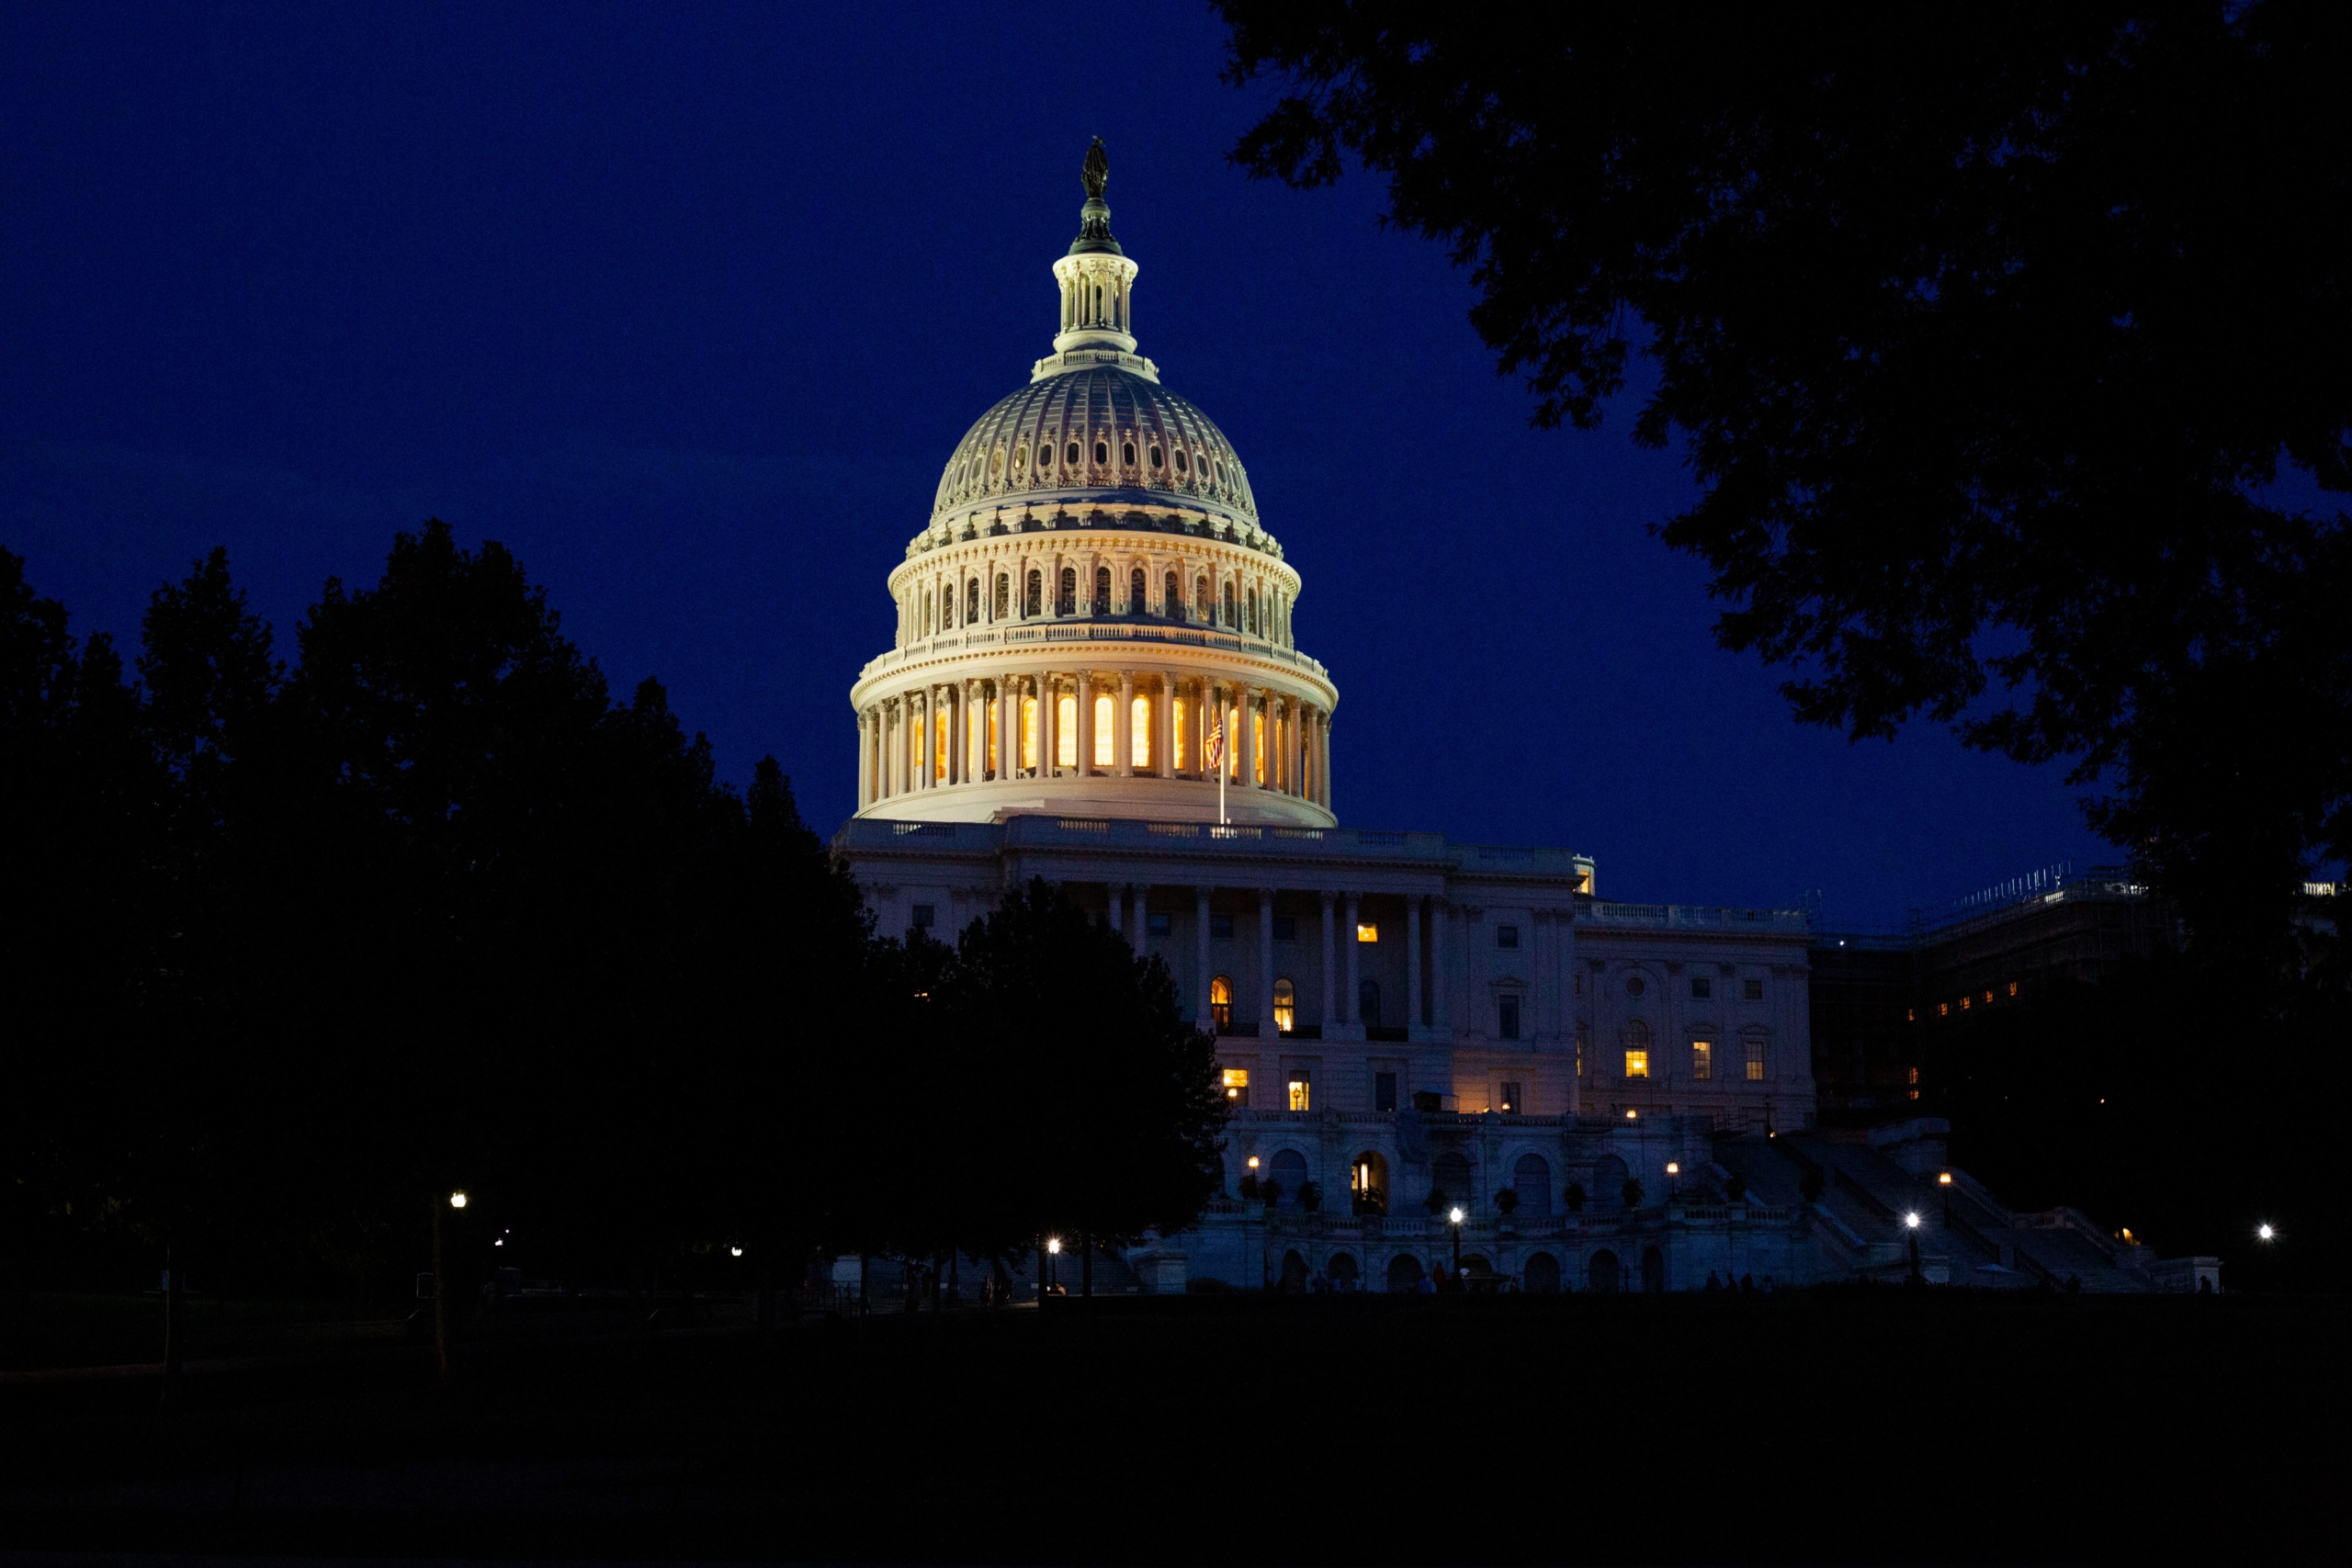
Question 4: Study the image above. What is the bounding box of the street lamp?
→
[448,1190,468,1209]
[2256,1223,2277,1242]
[1903,1211,1922,1229]
[1665,1161,1679,1200]
[1448,1205,1464,1283]
[1046,1235,1061,1298]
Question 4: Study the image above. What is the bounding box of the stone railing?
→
[1582,902,1810,934]
[859,619,1332,684]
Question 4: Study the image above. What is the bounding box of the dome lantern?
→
[1042,138,1153,380]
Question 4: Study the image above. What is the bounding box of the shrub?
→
[1297,1179,1322,1213]
[1494,1187,1520,1215]
[1564,1181,1587,1213]
[1621,1177,1645,1210]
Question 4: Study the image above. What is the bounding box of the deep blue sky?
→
[1,2,2111,929]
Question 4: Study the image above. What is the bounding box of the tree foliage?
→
[2,526,1221,1303]
[1218,2,2351,974]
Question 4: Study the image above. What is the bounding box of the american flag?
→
[1204,715,1225,774]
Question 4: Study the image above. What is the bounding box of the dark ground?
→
[0,1290,2337,1565]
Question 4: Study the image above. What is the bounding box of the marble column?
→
[1318,712,1333,808]
[1290,699,1306,797]
[1116,669,1136,777]
[1158,671,1177,777]
[855,709,871,807]
[1040,675,1058,776]
[1432,898,1451,1035]
[1258,887,1275,1034]
[1076,668,1095,775]
[1000,675,1018,779]
[1107,884,1124,940]
[1128,883,1146,952]
[1320,890,1339,1029]
[1196,886,1214,1031]
[1408,896,1424,1032]
[1192,679,1208,777]
[1343,892,1362,1031]
[1239,686,1259,789]
[949,682,967,786]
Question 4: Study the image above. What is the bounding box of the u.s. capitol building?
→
[830,145,2189,1296]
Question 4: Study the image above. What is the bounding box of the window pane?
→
[1057,695,1077,766]
[1131,695,1150,767]
[1092,694,1113,766]
[1356,923,1378,943]
[1287,1077,1310,1111]
[1692,1040,1713,1080]
[1172,697,1187,768]
[1625,1050,1649,1078]
[1021,695,1038,770]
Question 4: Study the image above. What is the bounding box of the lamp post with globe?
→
[1448,1205,1465,1286]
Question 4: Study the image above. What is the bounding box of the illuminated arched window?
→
[1164,570,1179,617]
[1253,704,1266,784]
[965,579,978,625]
[1057,567,1077,616]
[1171,694,1188,769]
[1247,589,1258,635]
[1093,566,1111,614]
[1092,694,1114,767]
[1057,694,1078,767]
[923,591,933,636]
[933,707,947,782]
[1024,570,1041,616]
[1210,975,1233,1033]
[1272,977,1296,1036]
[1131,694,1150,768]
[1222,581,1236,627]
[1020,694,1039,770]
[1625,1018,1651,1079]
[1130,567,1145,615]
[1195,575,1209,620]
[994,573,1009,619]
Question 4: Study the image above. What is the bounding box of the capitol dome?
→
[850,141,1338,829]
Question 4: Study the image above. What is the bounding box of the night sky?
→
[2,2,2109,930]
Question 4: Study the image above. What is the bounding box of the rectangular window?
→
[1746,1038,1766,1081]
[1131,695,1151,769]
[910,904,935,931]
[1356,923,1378,943]
[987,701,999,776]
[1287,1077,1310,1112]
[1690,976,1712,998]
[1254,709,1267,784]
[1625,1050,1650,1079]
[1497,924,1519,949]
[1057,694,1077,767]
[1211,913,1234,940]
[1374,1072,1396,1113]
[1498,996,1521,1040]
[1691,1039,1713,1080]
[1147,911,1171,936]
[1093,694,1114,767]
[1272,916,1297,942]
[1744,978,1764,1001]
[1221,1067,1250,1108]
[1906,1066,1919,1085]
[1498,1081,1521,1114]
[1021,695,1038,770]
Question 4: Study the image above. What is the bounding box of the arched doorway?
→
[1385,1254,1425,1292]
[1279,1249,1308,1293]
[1513,1154,1554,1217]
[1642,1245,1666,1293]
[1523,1252,1563,1293]
[1350,1151,1390,1215]
[1270,1148,1309,1207]
[1327,1252,1360,1290]
[1589,1249,1622,1292]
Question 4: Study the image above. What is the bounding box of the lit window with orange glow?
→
[1938,1001,1950,1017]
[1624,1050,1650,1078]
[1906,1066,1919,1085]
[1691,1039,1713,1080]
[1746,1037,1766,1081]
[1983,989,1994,1005]
[1057,694,1077,767]
[1092,694,1114,766]
[1356,923,1378,943]
[967,700,983,779]
[933,710,948,782]
[986,700,999,776]
[1209,975,1233,1033]
[1021,695,1038,770]
[1961,995,1971,1010]
[2007,980,2018,997]
[1272,976,1295,1035]
[1228,705,1242,779]
[1131,695,1150,768]
[1288,1077,1310,1111]
[1221,1066,1249,1105]
[1253,708,1266,784]
[1172,696,1188,769]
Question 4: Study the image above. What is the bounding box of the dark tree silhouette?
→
[1218,3,2351,975]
